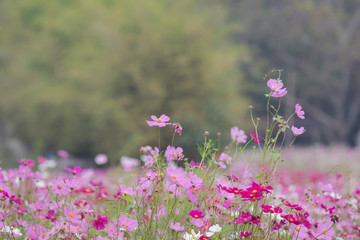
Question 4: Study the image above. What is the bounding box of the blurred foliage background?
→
[0,0,360,164]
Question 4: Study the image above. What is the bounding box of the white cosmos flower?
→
[183,229,201,240]
[1,226,22,236]
[206,224,222,237]
[209,224,221,232]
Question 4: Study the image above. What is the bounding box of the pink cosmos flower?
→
[271,88,288,98]
[172,123,182,135]
[93,215,109,230]
[64,204,81,225]
[51,177,71,195]
[145,147,159,167]
[106,221,123,238]
[146,114,171,127]
[188,172,204,191]
[189,210,205,219]
[267,79,283,91]
[117,184,135,196]
[11,206,28,214]
[94,154,108,165]
[164,145,184,161]
[64,178,82,190]
[230,126,247,143]
[57,150,69,159]
[214,159,226,169]
[37,156,46,164]
[250,131,261,144]
[191,218,204,227]
[140,146,153,154]
[267,79,287,98]
[118,214,138,231]
[291,126,306,136]
[64,166,85,174]
[295,104,305,119]
[120,156,140,172]
[219,153,232,164]
[166,168,185,184]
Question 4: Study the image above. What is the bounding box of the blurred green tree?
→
[230,0,360,145]
[0,0,250,162]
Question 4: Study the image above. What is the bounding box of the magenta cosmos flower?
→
[146,114,171,127]
[291,126,306,136]
[240,231,252,237]
[189,210,205,219]
[295,104,305,119]
[250,131,261,144]
[64,166,85,174]
[93,215,109,230]
[17,159,34,167]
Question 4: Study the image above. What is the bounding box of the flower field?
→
[1,75,359,239]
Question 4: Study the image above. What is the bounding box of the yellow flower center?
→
[296,227,300,231]
[156,119,162,123]
[252,190,257,193]
[194,215,198,218]
[172,175,177,179]
[322,230,327,234]
[57,185,62,189]
[123,224,128,227]
[69,213,74,217]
